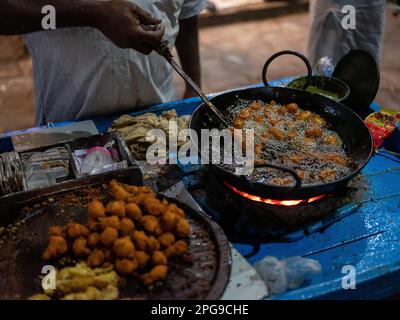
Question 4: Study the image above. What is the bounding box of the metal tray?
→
[0,177,231,300]
[0,132,143,216]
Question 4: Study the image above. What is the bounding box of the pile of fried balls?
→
[42,180,190,286]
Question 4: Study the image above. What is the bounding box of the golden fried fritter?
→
[164,240,188,258]
[140,265,168,286]
[286,103,299,114]
[254,144,263,155]
[158,232,175,247]
[100,227,118,247]
[87,233,100,249]
[146,236,160,253]
[175,219,190,238]
[87,249,105,268]
[48,226,65,237]
[324,153,349,166]
[143,197,164,216]
[121,184,139,194]
[166,203,185,218]
[152,251,167,266]
[87,219,99,232]
[298,110,312,121]
[305,126,323,138]
[42,235,68,261]
[87,200,106,220]
[106,201,126,218]
[323,135,339,145]
[99,216,120,230]
[119,218,135,235]
[268,127,284,140]
[140,215,160,234]
[72,238,91,258]
[66,222,89,239]
[42,181,192,289]
[113,236,135,259]
[109,180,130,201]
[318,169,337,181]
[125,203,143,220]
[102,248,114,262]
[131,230,148,251]
[115,259,138,275]
[287,130,297,140]
[161,210,178,231]
[136,251,150,269]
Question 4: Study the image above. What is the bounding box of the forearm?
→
[176,15,201,92]
[0,0,100,35]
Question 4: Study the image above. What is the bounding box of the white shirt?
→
[307,0,385,67]
[25,0,206,125]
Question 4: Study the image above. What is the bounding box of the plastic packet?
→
[80,146,114,176]
[313,56,335,77]
[253,256,321,295]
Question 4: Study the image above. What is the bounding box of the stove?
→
[175,166,369,243]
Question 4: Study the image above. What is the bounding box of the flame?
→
[223,182,326,206]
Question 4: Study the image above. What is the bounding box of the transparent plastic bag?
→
[80,147,114,176]
[313,56,335,77]
[253,256,321,295]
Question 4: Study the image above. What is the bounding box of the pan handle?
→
[262,50,313,90]
[254,160,302,190]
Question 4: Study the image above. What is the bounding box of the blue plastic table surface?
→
[1,79,399,299]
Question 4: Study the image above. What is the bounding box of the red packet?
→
[364,109,400,149]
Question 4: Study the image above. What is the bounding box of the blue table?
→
[1,81,399,299]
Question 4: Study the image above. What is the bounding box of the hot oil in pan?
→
[220,99,354,186]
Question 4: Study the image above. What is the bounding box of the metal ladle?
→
[156,40,228,127]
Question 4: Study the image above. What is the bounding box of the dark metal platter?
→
[0,178,231,300]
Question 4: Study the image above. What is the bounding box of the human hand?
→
[91,0,164,54]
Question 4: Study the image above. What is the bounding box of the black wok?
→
[189,51,373,200]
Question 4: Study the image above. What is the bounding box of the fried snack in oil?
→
[230,100,352,185]
[42,180,190,287]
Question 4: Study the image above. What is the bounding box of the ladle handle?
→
[254,160,302,190]
[157,41,228,126]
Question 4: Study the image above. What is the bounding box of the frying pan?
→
[189,51,373,200]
